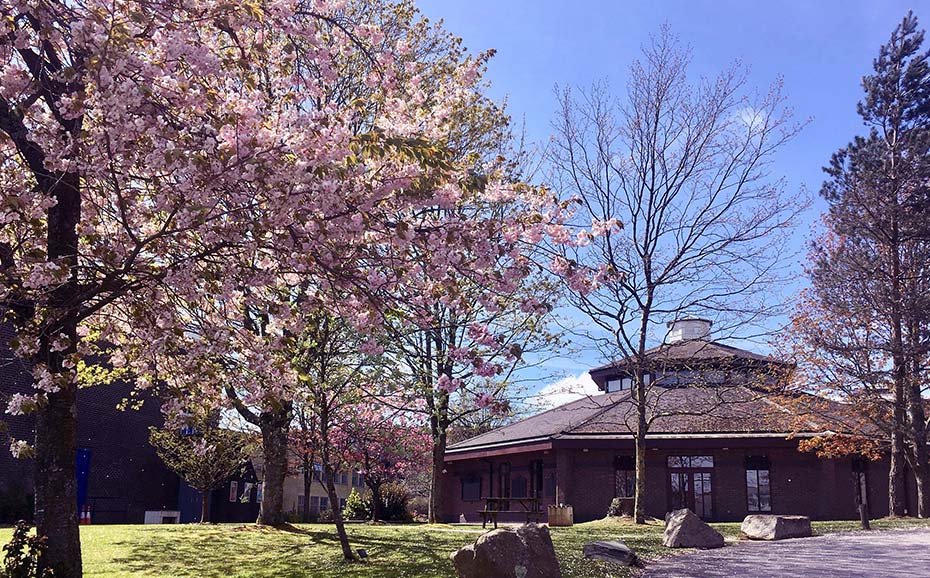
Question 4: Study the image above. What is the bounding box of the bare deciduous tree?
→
[547,26,805,523]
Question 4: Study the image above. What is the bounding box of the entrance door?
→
[668,456,714,519]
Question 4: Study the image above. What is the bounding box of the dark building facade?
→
[0,324,180,524]
[441,319,917,524]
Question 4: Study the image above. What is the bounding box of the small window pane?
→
[229,481,238,503]
[692,456,714,468]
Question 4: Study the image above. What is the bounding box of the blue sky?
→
[417,1,924,401]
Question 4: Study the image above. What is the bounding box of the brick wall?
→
[443,440,908,523]
[0,324,180,524]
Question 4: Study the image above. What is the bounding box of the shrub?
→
[407,495,429,521]
[343,488,371,521]
[379,482,412,522]
[1,521,53,578]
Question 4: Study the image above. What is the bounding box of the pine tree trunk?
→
[890,428,908,516]
[906,382,930,517]
[257,423,288,526]
[428,426,447,524]
[200,492,210,523]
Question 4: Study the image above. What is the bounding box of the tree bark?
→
[427,422,448,523]
[323,463,354,560]
[890,427,908,516]
[367,480,383,522]
[257,421,288,526]
[34,375,81,578]
[34,164,83,578]
[633,367,648,525]
[905,381,930,517]
[302,469,313,523]
[200,491,211,523]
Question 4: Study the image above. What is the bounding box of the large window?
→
[228,481,239,503]
[511,474,528,499]
[461,474,482,502]
[745,456,772,512]
[615,456,635,498]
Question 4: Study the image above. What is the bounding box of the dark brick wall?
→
[442,441,909,523]
[0,324,180,524]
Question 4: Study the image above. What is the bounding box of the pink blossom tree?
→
[0,2,576,574]
[340,406,431,522]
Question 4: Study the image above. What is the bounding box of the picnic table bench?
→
[480,497,543,529]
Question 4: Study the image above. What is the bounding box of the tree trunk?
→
[35,169,83,578]
[367,480,383,522]
[34,377,81,578]
[906,381,930,517]
[633,372,648,525]
[302,469,313,523]
[200,491,210,523]
[324,464,354,561]
[427,424,448,524]
[257,422,288,526]
[890,428,908,516]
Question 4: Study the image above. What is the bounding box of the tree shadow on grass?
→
[110,525,468,578]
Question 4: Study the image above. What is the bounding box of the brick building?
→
[441,319,917,524]
[0,323,179,524]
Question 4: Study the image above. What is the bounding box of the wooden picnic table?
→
[480,497,543,529]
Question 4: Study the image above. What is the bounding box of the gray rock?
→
[451,523,562,578]
[583,540,643,567]
[741,515,812,540]
[663,509,725,549]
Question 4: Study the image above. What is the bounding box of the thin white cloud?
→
[529,372,601,410]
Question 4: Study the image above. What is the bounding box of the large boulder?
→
[583,540,643,568]
[663,509,725,549]
[451,523,562,578]
[741,515,812,540]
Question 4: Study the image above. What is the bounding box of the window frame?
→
[745,455,772,513]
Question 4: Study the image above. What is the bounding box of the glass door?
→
[668,456,715,520]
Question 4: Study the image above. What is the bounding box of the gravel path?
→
[643,529,930,578]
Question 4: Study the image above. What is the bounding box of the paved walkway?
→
[643,529,930,578]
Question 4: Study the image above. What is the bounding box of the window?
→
[340,498,347,510]
[256,484,263,503]
[241,482,252,503]
[668,456,714,469]
[352,472,359,487]
[544,472,557,498]
[745,456,772,513]
[341,472,349,486]
[461,474,482,502]
[310,496,320,513]
[229,481,239,503]
[313,463,322,482]
[298,495,305,511]
[358,473,365,487]
[320,496,330,511]
[615,456,635,498]
[529,461,544,498]
[511,475,528,499]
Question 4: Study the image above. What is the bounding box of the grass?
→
[1,517,928,577]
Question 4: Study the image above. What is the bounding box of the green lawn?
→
[2,517,928,578]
